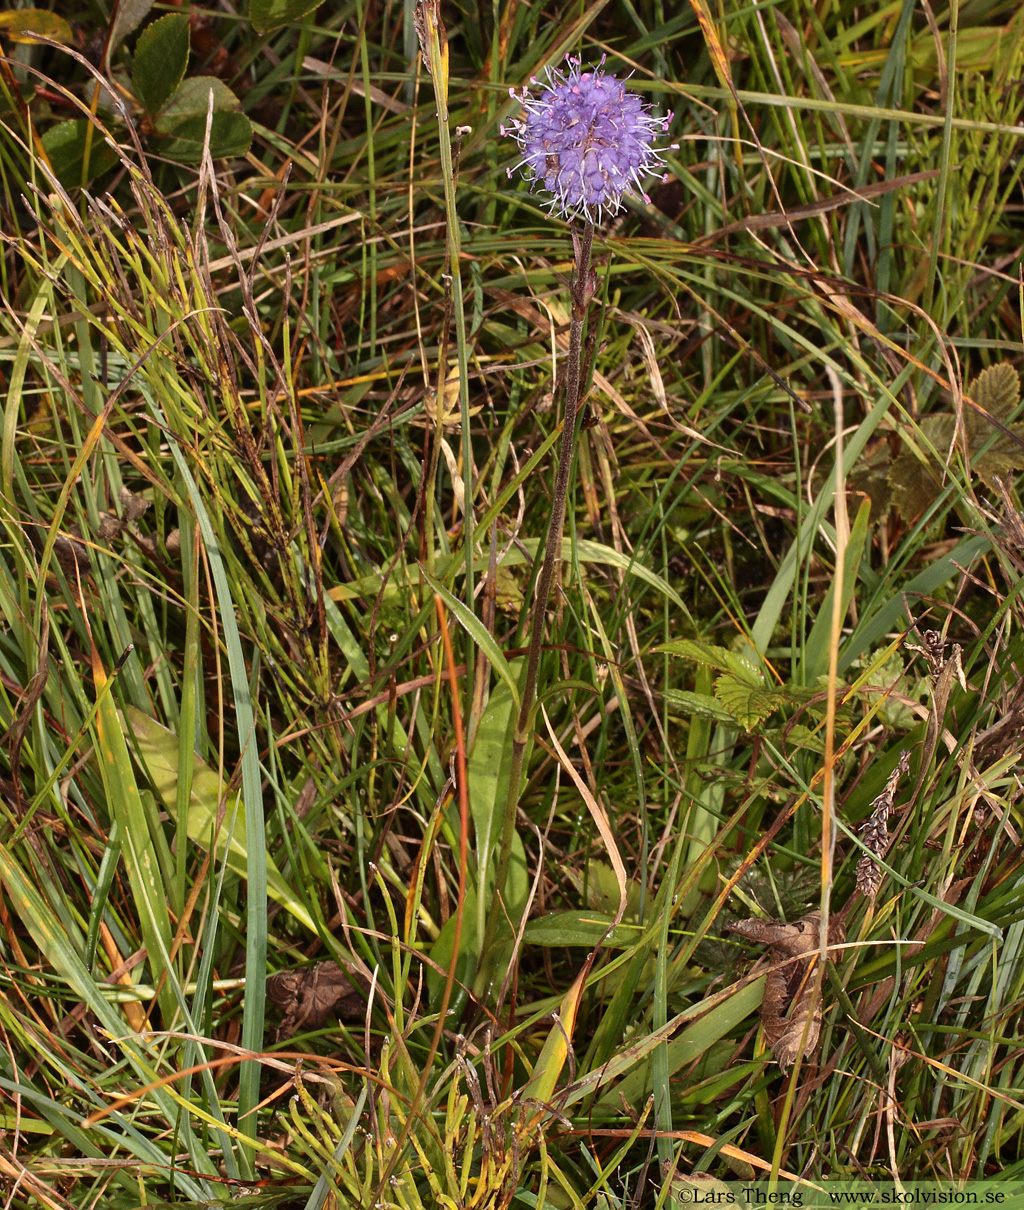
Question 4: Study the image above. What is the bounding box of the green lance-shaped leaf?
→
[522,911,639,948]
[125,706,317,933]
[92,662,176,1024]
[800,497,872,685]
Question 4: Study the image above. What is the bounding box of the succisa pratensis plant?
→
[482,56,674,974]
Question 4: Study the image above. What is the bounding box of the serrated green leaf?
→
[888,450,939,521]
[850,447,894,515]
[889,414,955,519]
[249,0,324,34]
[890,382,1024,514]
[713,673,785,731]
[132,13,190,115]
[782,723,827,753]
[41,120,119,188]
[972,362,1020,424]
[919,412,957,450]
[975,433,1024,489]
[656,639,764,685]
[663,687,738,724]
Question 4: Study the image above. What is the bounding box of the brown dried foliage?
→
[728,912,845,1069]
[266,960,370,1036]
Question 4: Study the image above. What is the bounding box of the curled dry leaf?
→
[728,912,844,1069]
[29,523,90,576]
[98,513,124,542]
[266,960,370,1036]
[51,531,91,575]
[120,485,151,525]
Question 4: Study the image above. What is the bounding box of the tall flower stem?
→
[481,219,595,973]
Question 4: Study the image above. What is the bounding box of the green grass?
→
[3,0,1024,1205]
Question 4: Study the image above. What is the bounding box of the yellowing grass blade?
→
[686,0,734,95]
[519,966,587,1117]
[124,705,317,933]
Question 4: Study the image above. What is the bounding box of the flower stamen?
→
[502,55,674,223]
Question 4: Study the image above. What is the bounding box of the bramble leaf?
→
[972,362,1020,426]
[663,688,738,724]
[656,638,764,685]
[713,673,786,732]
[883,365,1024,517]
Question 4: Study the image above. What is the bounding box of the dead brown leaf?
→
[728,912,844,1069]
[266,960,370,1036]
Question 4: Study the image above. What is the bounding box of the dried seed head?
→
[855,751,911,898]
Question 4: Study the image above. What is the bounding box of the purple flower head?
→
[501,56,673,224]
